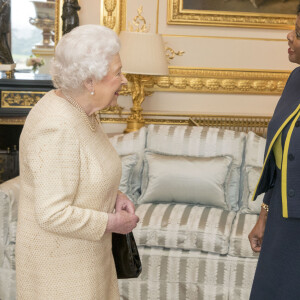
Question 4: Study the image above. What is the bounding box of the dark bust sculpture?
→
[0,0,14,64]
[62,0,81,35]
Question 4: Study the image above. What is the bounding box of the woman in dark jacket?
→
[249,5,300,300]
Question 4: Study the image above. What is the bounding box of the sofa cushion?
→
[240,166,264,214]
[145,125,246,211]
[0,176,20,270]
[228,213,259,258]
[109,127,147,203]
[139,151,232,209]
[0,267,16,300]
[240,132,265,213]
[0,191,9,268]
[119,153,139,202]
[134,203,236,255]
[243,131,266,167]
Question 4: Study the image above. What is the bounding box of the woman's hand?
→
[248,207,268,252]
[106,211,139,234]
[106,191,139,234]
[115,191,135,214]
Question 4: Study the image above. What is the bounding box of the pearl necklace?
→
[63,93,98,132]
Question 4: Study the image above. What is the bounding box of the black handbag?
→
[112,232,142,279]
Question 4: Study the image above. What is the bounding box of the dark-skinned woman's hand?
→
[248,207,268,252]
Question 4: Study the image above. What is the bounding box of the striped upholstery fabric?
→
[243,131,266,167]
[109,127,147,203]
[0,268,16,300]
[109,127,147,155]
[228,213,259,258]
[145,125,246,211]
[118,246,257,300]
[0,177,20,270]
[228,255,258,300]
[0,176,20,300]
[240,132,266,213]
[134,203,236,254]
[0,191,9,269]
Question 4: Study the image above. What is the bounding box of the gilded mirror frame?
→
[167,0,295,30]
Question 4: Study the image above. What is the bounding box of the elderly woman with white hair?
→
[15,24,139,300]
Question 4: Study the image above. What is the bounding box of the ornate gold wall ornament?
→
[140,67,290,95]
[128,6,149,33]
[100,0,126,34]
[111,68,289,95]
[167,0,295,29]
[1,91,46,108]
[117,68,289,95]
[165,47,185,61]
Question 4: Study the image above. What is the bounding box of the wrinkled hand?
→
[248,208,268,252]
[106,210,139,234]
[115,191,135,214]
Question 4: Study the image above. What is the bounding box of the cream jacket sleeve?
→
[23,116,108,241]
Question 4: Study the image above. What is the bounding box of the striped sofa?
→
[0,125,266,300]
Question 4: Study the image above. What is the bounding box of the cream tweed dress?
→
[15,90,122,300]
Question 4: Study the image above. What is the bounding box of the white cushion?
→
[0,191,9,268]
[119,153,139,202]
[134,203,236,255]
[0,176,20,270]
[139,151,233,209]
[240,132,266,213]
[0,267,16,300]
[244,131,266,167]
[109,127,147,203]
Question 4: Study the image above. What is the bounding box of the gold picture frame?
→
[168,0,296,29]
[54,0,64,45]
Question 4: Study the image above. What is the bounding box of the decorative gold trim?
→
[54,0,63,45]
[100,0,126,34]
[163,67,290,95]
[0,117,27,125]
[1,91,46,108]
[167,0,295,30]
[156,0,160,33]
[120,68,290,95]
[99,113,271,137]
[162,34,287,42]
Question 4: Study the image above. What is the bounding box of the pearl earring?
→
[91,91,95,96]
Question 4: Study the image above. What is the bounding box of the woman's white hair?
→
[50,24,120,92]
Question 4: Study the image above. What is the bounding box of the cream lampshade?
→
[119,31,168,75]
[119,31,169,133]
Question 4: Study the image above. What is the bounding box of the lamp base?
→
[124,119,145,133]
